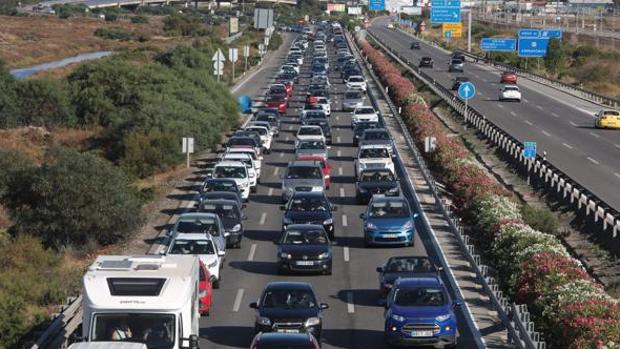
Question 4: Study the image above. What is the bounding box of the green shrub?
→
[0,293,28,349]
[52,3,88,18]
[2,147,143,248]
[0,149,33,197]
[94,27,133,41]
[268,32,283,51]
[14,79,76,127]
[163,14,206,36]
[520,204,560,237]
[131,14,149,23]
[120,128,182,178]
[137,5,178,16]
[105,13,118,22]
[0,59,20,128]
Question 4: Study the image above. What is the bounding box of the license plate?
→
[411,331,433,337]
[277,329,299,333]
[296,261,314,265]
[382,234,399,238]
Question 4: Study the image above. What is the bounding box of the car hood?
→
[282,178,325,189]
[382,272,437,285]
[259,307,320,322]
[368,217,412,230]
[284,210,331,223]
[279,244,330,258]
[360,140,391,147]
[390,304,452,320]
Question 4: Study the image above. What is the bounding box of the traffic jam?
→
[77,21,462,349]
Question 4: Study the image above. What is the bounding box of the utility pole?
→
[467,10,472,52]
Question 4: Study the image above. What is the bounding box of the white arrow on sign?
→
[212,48,226,63]
[213,61,224,70]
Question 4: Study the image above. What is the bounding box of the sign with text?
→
[442,22,462,38]
[369,0,385,11]
[431,0,461,24]
[518,38,549,57]
[327,3,346,12]
[480,38,517,52]
[229,17,239,35]
[347,6,362,14]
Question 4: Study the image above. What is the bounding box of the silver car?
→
[342,90,366,111]
[295,139,329,160]
[448,59,464,72]
[281,160,326,202]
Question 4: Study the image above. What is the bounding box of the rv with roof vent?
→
[81,255,200,349]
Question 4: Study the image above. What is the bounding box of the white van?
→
[212,161,251,201]
[82,255,200,349]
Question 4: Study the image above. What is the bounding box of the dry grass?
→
[0,14,183,68]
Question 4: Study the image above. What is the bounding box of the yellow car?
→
[594,109,620,129]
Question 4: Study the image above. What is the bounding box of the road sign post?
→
[212,48,226,82]
[457,81,475,123]
[523,141,537,184]
[243,45,250,72]
[229,47,238,80]
[182,137,194,168]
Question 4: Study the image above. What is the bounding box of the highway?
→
[197,28,480,348]
[369,18,620,211]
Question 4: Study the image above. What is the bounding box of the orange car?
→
[500,71,517,84]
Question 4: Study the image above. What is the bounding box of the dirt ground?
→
[0,14,178,68]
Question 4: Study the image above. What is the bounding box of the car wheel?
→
[325,268,332,275]
[212,278,220,289]
[251,186,257,193]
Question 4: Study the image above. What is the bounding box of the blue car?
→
[360,195,418,247]
[383,277,460,348]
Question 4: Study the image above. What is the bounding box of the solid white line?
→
[232,289,244,312]
[536,105,543,110]
[523,98,529,103]
[338,167,343,175]
[336,116,340,121]
[615,173,620,179]
[562,143,573,149]
[616,144,620,149]
[569,121,578,127]
[343,247,350,262]
[274,167,280,176]
[542,130,551,137]
[497,104,504,109]
[247,244,257,261]
[589,132,601,139]
[342,214,348,227]
[525,120,533,126]
[259,212,267,225]
[587,157,600,165]
[337,136,341,143]
[551,112,559,118]
[510,112,517,116]
[285,135,290,142]
[288,124,293,131]
[268,188,274,196]
[347,292,355,313]
[337,150,342,157]
[340,187,345,197]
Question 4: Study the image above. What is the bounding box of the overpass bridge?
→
[37,0,296,10]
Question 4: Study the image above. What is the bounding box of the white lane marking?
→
[589,132,601,139]
[347,292,355,313]
[552,112,559,118]
[336,116,340,121]
[542,130,551,137]
[337,150,342,157]
[615,173,620,179]
[337,136,341,143]
[497,104,504,109]
[338,167,343,175]
[285,135,290,142]
[259,212,267,225]
[339,187,345,197]
[474,74,480,78]
[247,244,257,261]
[569,121,578,127]
[510,112,517,116]
[523,98,529,103]
[587,157,600,165]
[536,105,543,110]
[616,144,620,149]
[288,124,293,131]
[342,214,348,227]
[232,289,245,312]
[274,167,280,176]
[343,247,350,262]
[525,120,533,126]
[562,143,574,149]
[280,152,284,157]
[268,188,274,196]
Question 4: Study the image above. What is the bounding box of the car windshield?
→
[603,110,620,116]
[345,92,362,99]
[356,107,375,114]
[369,200,410,218]
[299,127,322,136]
[92,313,175,349]
[364,131,389,140]
[283,229,329,244]
[393,287,446,306]
[286,166,323,179]
[270,86,286,94]
[355,123,378,133]
[289,196,329,212]
[360,170,395,182]
[214,166,246,179]
[248,127,267,135]
[304,104,323,111]
[176,219,218,234]
[299,141,326,150]
[451,59,462,64]
[169,239,215,255]
[504,86,519,91]
[386,257,435,273]
[360,148,389,158]
[200,204,240,220]
[229,138,256,147]
[349,76,363,82]
[262,289,317,309]
[305,111,326,119]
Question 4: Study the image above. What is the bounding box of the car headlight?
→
[358,187,368,193]
[323,218,333,225]
[304,317,321,327]
[312,186,323,191]
[391,314,405,322]
[257,316,271,326]
[318,252,330,259]
[241,182,249,188]
[231,224,241,232]
[366,222,377,230]
[388,186,399,193]
[384,283,393,289]
[279,252,292,259]
[403,220,414,230]
[435,314,451,322]
[282,217,292,225]
[207,260,218,269]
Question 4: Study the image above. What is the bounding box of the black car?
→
[250,282,329,341]
[452,52,466,62]
[250,333,320,349]
[278,71,298,83]
[199,199,246,248]
[452,76,470,90]
[356,169,401,203]
[419,56,434,68]
[311,64,327,77]
[410,41,421,49]
[275,224,332,275]
[254,109,281,134]
[376,256,440,297]
[281,191,337,241]
[201,178,241,202]
[232,130,263,148]
[227,135,260,149]
[305,119,332,144]
[198,191,243,209]
[353,121,379,146]
[307,84,327,96]
[359,128,394,154]
[343,67,362,81]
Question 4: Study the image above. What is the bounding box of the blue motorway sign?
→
[369,0,385,11]
[457,82,475,100]
[518,38,549,57]
[518,28,540,38]
[540,28,562,39]
[480,38,517,52]
[431,0,461,24]
[523,141,537,159]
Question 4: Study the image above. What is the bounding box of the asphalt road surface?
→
[369,18,620,211]
[198,30,478,349]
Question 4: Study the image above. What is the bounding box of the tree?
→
[0,149,33,197]
[14,79,76,127]
[0,58,20,128]
[2,147,143,248]
[545,38,564,75]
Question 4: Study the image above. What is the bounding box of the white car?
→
[250,121,275,138]
[282,63,300,74]
[499,85,521,102]
[245,125,272,153]
[315,97,331,116]
[166,233,224,288]
[221,153,259,190]
[212,161,251,201]
[355,144,395,178]
[346,75,367,91]
[352,106,379,128]
[296,125,326,146]
[224,148,262,178]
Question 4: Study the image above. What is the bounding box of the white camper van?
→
[82,255,200,349]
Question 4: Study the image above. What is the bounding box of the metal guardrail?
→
[372,27,620,256]
[28,296,82,349]
[395,26,620,108]
[363,29,550,349]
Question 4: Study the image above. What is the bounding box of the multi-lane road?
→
[369,18,620,211]
[197,28,480,348]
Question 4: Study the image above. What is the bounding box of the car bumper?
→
[255,323,322,338]
[385,333,456,348]
[343,102,362,111]
[278,258,332,273]
[365,230,414,245]
[225,231,243,245]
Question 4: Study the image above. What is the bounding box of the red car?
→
[500,71,517,84]
[276,80,294,97]
[198,261,213,316]
[297,155,332,189]
[265,96,288,114]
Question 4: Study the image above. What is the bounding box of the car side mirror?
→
[320,303,329,310]
[224,232,230,238]
[331,205,338,212]
[376,266,383,273]
[413,213,419,219]
[280,205,286,210]
[359,213,366,219]
[454,299,463,308]
[378,298,387,307]
[249,302,259,309]
[273,240,280,245]
[217,250,226,257]
[189,335,199,349]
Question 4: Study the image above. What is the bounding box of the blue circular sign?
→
[458,81,476,100]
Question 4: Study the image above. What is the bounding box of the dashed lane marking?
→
[536,105,543,110]
[562,143,573,149]
[337,150,342,157]
[342,214,348,227]
[274,167,279,176]
[343,247,350,262]
[525,120,533,126]
[569,121,578,127]
[259,212,267,225]
[338,167,343,176]
[280,152,284,157]
[347,292,355,313]
[247,244,257,261]
[268,188,274,196]
[542,130,551,137]
[340,187,345,197]
[587,157,600,165]
[337,136,341,143]
[551,112,559,118]
[510,112,517,116]
[615,173,620,179]
[497,104,504,109]
[232,289,244,312]
[589,132,601,139]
